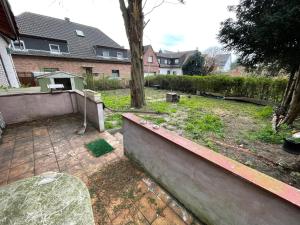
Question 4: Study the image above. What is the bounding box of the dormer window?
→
[103,51,109,58]
[49,44,60,54]
[75,30,85,37]
[175,59,179,64]
[11,40,25,51]
[117,52,123,59]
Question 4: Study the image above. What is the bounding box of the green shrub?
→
[247,124,291,144]
[255,106,274,119]
[145,75,287,103]
[86,74,129,90]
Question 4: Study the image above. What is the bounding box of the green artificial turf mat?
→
[86,139,114,157]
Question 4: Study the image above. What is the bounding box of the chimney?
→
[64,17,70,22]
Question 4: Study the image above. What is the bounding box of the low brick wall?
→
[123,113,300,225]
[0,91,104,131]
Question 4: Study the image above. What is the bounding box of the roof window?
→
[75,30,85,37]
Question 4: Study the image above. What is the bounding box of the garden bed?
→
[102,88,300,188]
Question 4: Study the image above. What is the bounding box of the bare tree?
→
[202,46,224,74]
[119,0,184,108]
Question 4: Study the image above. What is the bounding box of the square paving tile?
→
[8,161,34,180]
[0,114,123,186]
[35,162,60,175]
[11,153,34,168]
[35,154,57,168]
[0,169,9,186]
[0,159,11,172]
[152,207,186,225]
[137,192,166,224]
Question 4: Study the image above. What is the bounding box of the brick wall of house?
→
[143,46,159,74]
[12,55,131,79]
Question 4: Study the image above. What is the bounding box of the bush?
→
[86,74,129,91]
[145,75,287,103]
[247,124,291,144]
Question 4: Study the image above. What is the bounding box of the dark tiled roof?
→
[143,45,152,53]
[156,50,197,59]
[215,54,231,67]
[14,12,129,63]
[156,50,198,67]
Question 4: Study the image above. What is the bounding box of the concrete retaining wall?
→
[0,92,77,124]
[0,91,104,131]
[75,91,104,132]
[123,113,300,225]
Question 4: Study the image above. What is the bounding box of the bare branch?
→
[142,0,148,9]
[143,19,150,29]
[144,0,185,16]
[144,0,165,16]
[119,0,130,37]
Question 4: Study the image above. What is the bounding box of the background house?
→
[214,53,232,73]
[156,50,197,75]
[0,0,20,88]
[143,45,159,76]
[11,12,131,85]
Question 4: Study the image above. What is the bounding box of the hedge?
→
[145,75,287,103]
[86,75,129,91]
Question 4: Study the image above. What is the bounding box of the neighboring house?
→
[143,45,159,76]
[156,50,197,75]
[36,71,84,92]
[0,0,20,88]
[214,54,232,73]
[11,12,131,85]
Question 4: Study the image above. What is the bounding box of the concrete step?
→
[114,132,123,144]
[99,131,124,158]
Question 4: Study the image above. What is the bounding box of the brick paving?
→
[0,114,204,225]
[0,114,122,186]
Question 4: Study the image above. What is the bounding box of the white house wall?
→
[222,57,232,72]
[0,36,19,88]
[159,68,183,75]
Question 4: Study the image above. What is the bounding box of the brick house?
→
[11,12,131,85]
[143,45,159,76]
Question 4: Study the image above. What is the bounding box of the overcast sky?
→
[9,0,238,52]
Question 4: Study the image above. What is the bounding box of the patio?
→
[0,113,202,225]
[0,114,122,186]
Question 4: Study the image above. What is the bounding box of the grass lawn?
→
[102,88,300,188]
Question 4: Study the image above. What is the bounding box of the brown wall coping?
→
[123,113,300,208]
[0,90,103,104]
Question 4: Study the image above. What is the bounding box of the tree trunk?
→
[280,68,296,111]
[282,67,300,125]
[119,0,145,108]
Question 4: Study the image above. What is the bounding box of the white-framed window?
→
[49,44,60,54]
[158,58,161,64]
[111,69,120,78]
[164,59,168,64]
[11,40,26,51]
[117,52,123,59]
[103,51,109,58]
[75,30,85,37]
[175,59,179,64]
[147,56,153,63]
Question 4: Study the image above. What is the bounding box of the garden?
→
[100,80,300,189]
